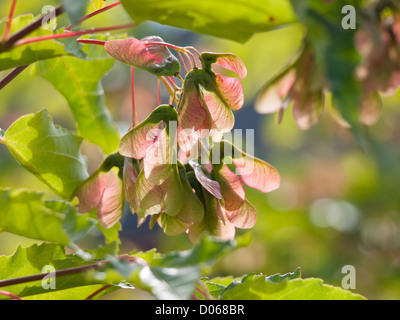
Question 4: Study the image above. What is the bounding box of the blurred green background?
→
[1,1,400,300]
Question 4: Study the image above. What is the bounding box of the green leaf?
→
[3,109,89,199]
[0,237,237,300]
[86,241,119,259]
[265,267,301,283]
[33,55,120,154]
[0,188,95,245]
[0,15,72,71]
[88,236,238,299]
[208,269,366,300]
[60,0,90,24]
[97,223,122,251]
[91,0,107,10]
[0,243,97,299]
[45,199,96,244]
[120,0,296,43]
[23,284,116,300]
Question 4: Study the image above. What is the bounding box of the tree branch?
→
[0,260,108,288]
[0,65,28,91]
[0,5,64,52]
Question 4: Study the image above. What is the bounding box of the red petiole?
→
[14,23,134,46]
[1,0,17,41]
[76,39,106,46]
[0,290,23,300]
[65,1,121,31]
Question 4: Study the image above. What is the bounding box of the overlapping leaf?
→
[3,109,89,199]
[0,237,238,300]
[0,15,71,71]
[204,268,366,300]
[33,52,120,154]
[120,0,296,43]
[0,188,95,245]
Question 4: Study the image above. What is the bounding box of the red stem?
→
[76,39,105,46]
[85,285,113,300]
[131,66,139,127]
[166,76,178,87]
[144,42,183,51]
[0,290,23,300]
[2,0,17,41]
[3,5,63,51]
[14,23,134,46]
[65,1,121,31]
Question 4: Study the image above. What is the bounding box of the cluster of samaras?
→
[73,36,280,242]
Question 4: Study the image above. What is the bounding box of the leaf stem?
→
[131,66,139,127]
[1,0,17,41]
[76,39,106,46]
[0,65,28,91]
[183,51,194,69]
[85,284,113,300]
[178,51,189,74]
[157,77,162,105]
[143,41,184,51]
[159,76,175,97]
[144,41,199,68]
[65,1,121,31]
[14,23,134,47]
[0,290,23,300]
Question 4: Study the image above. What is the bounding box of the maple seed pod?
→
[104,36,180,76]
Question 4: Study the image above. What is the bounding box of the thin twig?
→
[1,0,17,41]
[178,51,188,73]
[14,23,134,46]
[183,51,194,69]
[197,280,215,300]
[65,1,121,31]
[0,261,108,288]
[143,41,184,51]
[191,293,201,300]
[85,285,113,300]
[76,39,105,46]
[0,65,28,91]
[1,5,64,51]
[159,76,175,97]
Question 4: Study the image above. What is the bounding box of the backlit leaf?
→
[120,0,296,43]
[33,55,120,154]
[0,15,71,71]
[104,36,180,76]
[119,105,177,159]
[0,188,95,245]
[74,167,124,229]
[3,109,88,199]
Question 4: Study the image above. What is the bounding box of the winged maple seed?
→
[254,9,400,130]
[73,36,280,242]
[255,48,326,130]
